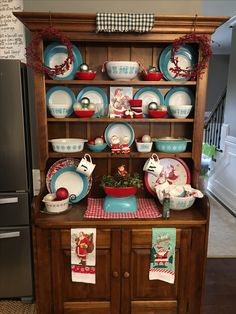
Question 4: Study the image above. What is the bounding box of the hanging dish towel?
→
[149,228,176,284]
[71,228,96,284]
[96,13,155,33]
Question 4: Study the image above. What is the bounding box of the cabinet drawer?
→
[0,192,30,226]
[132,229,181,248]
[60,229,111,249]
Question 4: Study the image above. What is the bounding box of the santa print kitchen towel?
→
[149,228,176,284]
[71,228,96,284]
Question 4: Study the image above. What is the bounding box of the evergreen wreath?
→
[25,26,74,77]
[170,32,212,80]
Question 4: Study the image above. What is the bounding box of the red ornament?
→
[25,26,74,77]
[56,187,69,200]
[170,32,212,80]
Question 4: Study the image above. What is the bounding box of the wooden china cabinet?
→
[15,12,228,314]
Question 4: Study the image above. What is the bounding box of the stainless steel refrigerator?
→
[0,60,33,301]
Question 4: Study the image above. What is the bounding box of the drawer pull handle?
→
[112,271,119,278]
[0,231,20,239]
[123,272,130,279]
[0,197,18,204]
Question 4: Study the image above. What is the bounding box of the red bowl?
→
[74,110,95,118]
[143,72,163,81]
[75,71,96,80]
[103,186,137,197]
[148,110,167,118]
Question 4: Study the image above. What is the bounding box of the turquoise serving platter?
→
[50,165,88,204]
[104,122,135,147]
[46,86,76,116]
[159,44,197,81]
[44,42,82,80]
[77,86,108,118]
[133,87,165,117]
[165,87,195,116]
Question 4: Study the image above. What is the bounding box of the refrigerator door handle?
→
[0,197,18,204]
[0,231,20,239]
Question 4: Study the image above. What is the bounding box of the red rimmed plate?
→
[46,158,92,196]
[144,158,191,196]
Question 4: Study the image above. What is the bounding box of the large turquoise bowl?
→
[153,137,191,153]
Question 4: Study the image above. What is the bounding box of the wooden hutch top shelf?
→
[14,12,228,40]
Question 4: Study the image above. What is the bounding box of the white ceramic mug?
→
[76,153,96,177]
[143,153,163,177]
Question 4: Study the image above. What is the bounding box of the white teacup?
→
[76,153,96,177]
[143,153,163,177]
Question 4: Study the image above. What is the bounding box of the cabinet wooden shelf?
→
[15,11,228,314]
[45,79,197,86]
[47,117,194,123]
[48,151,193,159]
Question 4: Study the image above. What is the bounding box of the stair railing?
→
[204,88,227,151]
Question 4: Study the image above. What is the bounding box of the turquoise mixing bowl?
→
[87,143,107,152]
[153,137,191,153]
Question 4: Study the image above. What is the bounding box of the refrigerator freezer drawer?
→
[0,192,30,226]
[0,226,33,298]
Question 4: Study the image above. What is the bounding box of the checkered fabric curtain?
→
[96,13,155,33]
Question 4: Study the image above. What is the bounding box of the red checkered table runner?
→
[84,198,162,219]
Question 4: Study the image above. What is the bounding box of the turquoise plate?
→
[104,122,135,147]
[44,42,82,80]
[50,165,88,204]
[165,87,195,116]
[134,87,165,117]
[159,44,197,81]
[46,86,76,116]
[77,87,108,118]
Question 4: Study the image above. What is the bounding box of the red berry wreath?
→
[25,26,74,77]
[170,32,212,80]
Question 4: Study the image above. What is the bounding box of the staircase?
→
[204,88,226,152]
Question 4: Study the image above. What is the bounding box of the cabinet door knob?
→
[112,271,119,278]
[123,272,130,278]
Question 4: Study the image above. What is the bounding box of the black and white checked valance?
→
[96,13,155,33]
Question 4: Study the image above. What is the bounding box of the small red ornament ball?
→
[56,187,69,200]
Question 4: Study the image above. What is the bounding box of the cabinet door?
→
[51,229,121,314]
[121,228,191,314]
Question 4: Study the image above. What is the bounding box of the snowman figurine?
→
[111,135,121,154]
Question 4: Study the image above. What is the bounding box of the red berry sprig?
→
[25,26,74,77]
[170,32,212,80]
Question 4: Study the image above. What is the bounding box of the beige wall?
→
[23,0,203,15]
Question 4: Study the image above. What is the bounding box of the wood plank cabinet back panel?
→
[131,46,153,68]
[108,46,131,61]
[48,122,66,139]
[85,45,108,80]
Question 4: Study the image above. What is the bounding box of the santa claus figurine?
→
[121,136,130,154]
[111,135,121,154]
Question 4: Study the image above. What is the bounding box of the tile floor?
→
[207,193,236,257]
